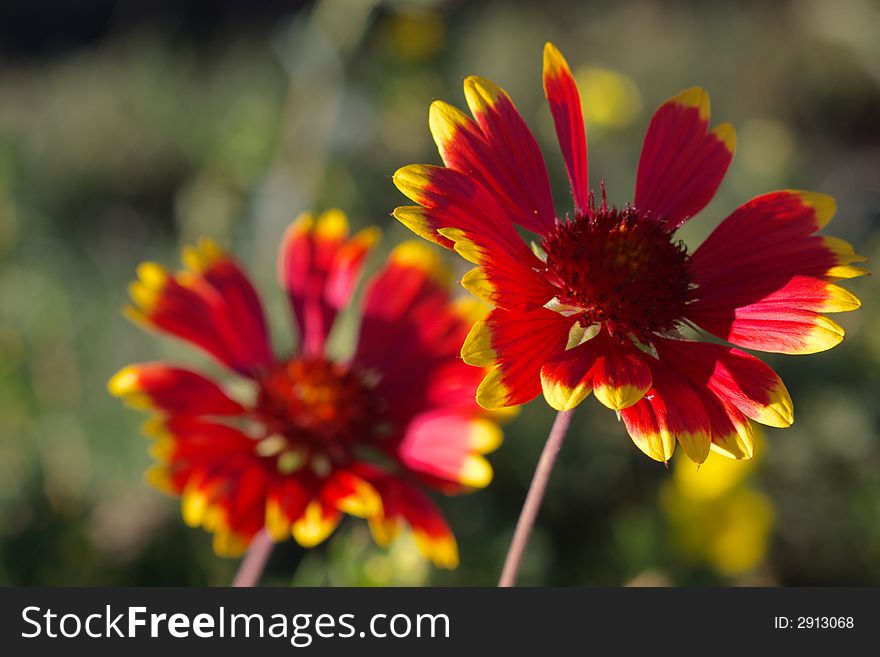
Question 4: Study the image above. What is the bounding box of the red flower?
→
[392,43,866,464]
[109,210,503,566]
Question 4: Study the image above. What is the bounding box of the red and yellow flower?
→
[393,43,866,464]
[109,210,502,566]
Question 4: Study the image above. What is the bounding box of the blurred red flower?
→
[109,210,502,567]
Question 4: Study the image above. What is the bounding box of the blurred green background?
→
[1,0,877,586]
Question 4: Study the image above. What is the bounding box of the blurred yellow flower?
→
[573,66,642,129]
[382,11,445,63]
[661,443,774,577]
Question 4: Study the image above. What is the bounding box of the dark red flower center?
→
[541,203,691,341]
[254,357,385,469]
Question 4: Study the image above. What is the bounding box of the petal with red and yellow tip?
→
[183,238,274,372]
[426,75,555,234]
[125,262,246,373]
[655,338,793,428]
[588,331,652,410]
[459,231,559,311]
[278,209,377,357]
[543,42,590,215]
[349,240,492,424]
[354,467,459,568]
[690,192,859,286]
[126,256,272,377]
[354,242,487,422]
[623,379,713,465]
[687,190,863,354]
[687,305,846,355]
[398,411,502,490]
[653,362,714,464]
[691,191,841,279]
[265,478,311,542]
[325,225,381,309]
[823,236,869,279]
[320,469,383,519]
[354,241,451,374]
[108,363,245,416]
[540,340,598,411]
[393,164,538,264]
[292,500,342,548]
[700,390,756,461]
[399,483,459,569]
[620,398,677,463]
[462,307,576,409]
[437,227,557,312]
[635,87,734,228]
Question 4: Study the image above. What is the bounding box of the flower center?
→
[254,357,384,467]
[541,204,691,341]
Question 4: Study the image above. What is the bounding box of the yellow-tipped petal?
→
[389,240,452,286]
[677,430,712,465]
[107,366,141,397]
[791,190,836,229]
[182,490,208,528]
[798,315,845,354]
[820,283,861,312]
[393,206,447,246]
[594,383,648,411]
[712,122,737,154]
[469,418,503,453]
[630,427,676,464]
[463,75,507,118]
[316,208,349,240]
[461,318,496,366]
[393,164,433,204]
[335,479,383,519]
[265,501,291,542]
[369,517,400,548]
[459,454,493,488]
[475,367,511,410]
[669,87,710,121]
[292,501,339,548]
[460,267,495,304]
[541,368,592,412]
[429,100,471,154]
[413,530,459,569]
[710,420,756,461]
[436,227,483,264]
[543,41,572,78]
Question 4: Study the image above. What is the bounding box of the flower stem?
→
[232,530,275,587]
[498,408,575,587]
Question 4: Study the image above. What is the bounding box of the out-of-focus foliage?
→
[0,0,877,586]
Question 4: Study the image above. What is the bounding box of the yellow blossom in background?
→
[381,10,446,62]
[573,66,642,129]
[660,438,775,578]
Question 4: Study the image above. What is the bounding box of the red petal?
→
[109,363,245,416]
[540,340,597,411]
[543,43,590,215]
[127,242,274,376]
[278,210,378,357]
[687,191,862,354]
[462,307,576,409]
[655,338,793,428]
[635,88,734,228]
[397,411,501,490]
[426,75,556,234]
[588,331,653,411]
[621,370,711,464]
